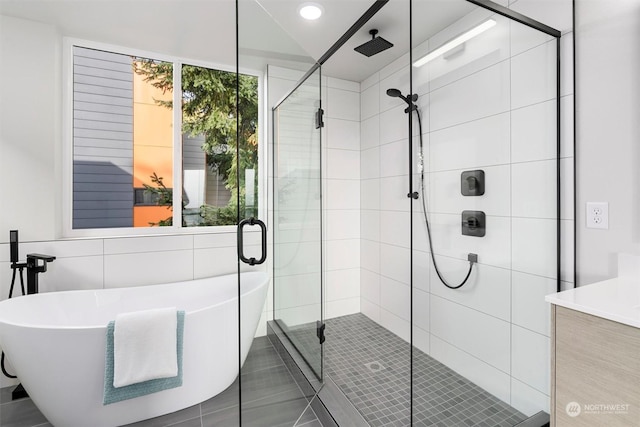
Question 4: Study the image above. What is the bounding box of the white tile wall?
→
[431,296,511,372]
[430,61,510,131]
[357,0,573,412]
[511,325,550,394]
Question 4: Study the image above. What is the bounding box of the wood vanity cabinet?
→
[550,305,640,426]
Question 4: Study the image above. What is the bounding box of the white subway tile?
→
[511,271,555,336]
[511,325,550,394]
[361,297,381,323]
[326,297,360,319]
[361,210,380,241]
[430,61,510,130]
[411,328,430,359]
[413,288,430,332]
[360,83,379,120]
[326,210,360,240]
[193,232,237,249]
[361,268,380,305]
[380,276,411,321]
[512,218,557,279]
[512,100,557,163]
[430,256,511,321]
[380,243,411,285]
[326,268,360,301]
[511,378,550,417]
[412,249,431,293]
[327,118,360,151]
[18,238,103,259]
[511,41,557,109]
[270,273,320,309]
[105,250,193,287]
[327,88,360,121]
[361,147,380,179]
[104,235,192,255]
[361,115,380,150]
[273,241,321,276]
[268,65,305,81]
[379,308,410,343]
[380,106,409,145]
[430,335,511,403]
[510,20,553,57]
[379,51,409,81]
[326,179,360,210]
[326,239,360,270]
[327,149,360,180]
[380,210,411,249]
[512,160,557,219]
[380,176,411,212]
[361,179,380,210]
[327,77,359,92]
[431,295,511,372]
[429,112,510,172]
[39,255,104,292]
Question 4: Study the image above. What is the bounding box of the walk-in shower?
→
[267,0,562,425]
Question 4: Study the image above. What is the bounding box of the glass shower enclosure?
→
[265,0,562,425]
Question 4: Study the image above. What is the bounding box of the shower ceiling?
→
[0,0,475,81]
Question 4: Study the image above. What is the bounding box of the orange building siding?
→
[132,64,174,227]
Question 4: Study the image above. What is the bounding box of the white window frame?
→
[62,38,266,238]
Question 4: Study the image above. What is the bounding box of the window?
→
[70,44,259,231]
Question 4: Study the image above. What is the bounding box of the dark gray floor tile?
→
[241,345,284,374]
[239,395,310,427]
[293,404,317,426]
[201,406,240,427]
[122,403,201,426]
[0,398,49,427]
[297,420,323,427]
[200,380,240,416]
[167,417,203,427]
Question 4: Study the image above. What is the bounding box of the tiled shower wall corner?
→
[0,232,265,389]
[268,65,362,325]
[359,0,574,418]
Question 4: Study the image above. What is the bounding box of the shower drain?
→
[364,361,384,373]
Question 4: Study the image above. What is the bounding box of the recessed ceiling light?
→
[299,3,323,20]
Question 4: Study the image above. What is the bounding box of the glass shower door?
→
[273,68,324,379]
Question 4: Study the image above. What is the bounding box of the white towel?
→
[113,307,178,388]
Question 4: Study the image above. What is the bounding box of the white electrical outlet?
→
[586,202,609,229]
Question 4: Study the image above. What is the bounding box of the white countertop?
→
[546,278,640,328]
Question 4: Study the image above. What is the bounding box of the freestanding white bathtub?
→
[0,271,269,427]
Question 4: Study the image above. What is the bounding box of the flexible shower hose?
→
[414,109,475,289]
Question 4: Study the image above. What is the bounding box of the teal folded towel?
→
[103,310,185,405]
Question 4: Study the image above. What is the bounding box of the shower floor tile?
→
[294,313,528,427]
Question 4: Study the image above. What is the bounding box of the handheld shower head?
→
[386,88,419,111]
[386,88,403,98]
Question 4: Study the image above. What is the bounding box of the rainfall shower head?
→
[354,29,394,57]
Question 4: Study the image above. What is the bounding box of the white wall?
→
[0,15,61,242]
[575,0,640,285]
[359,0,573,417]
